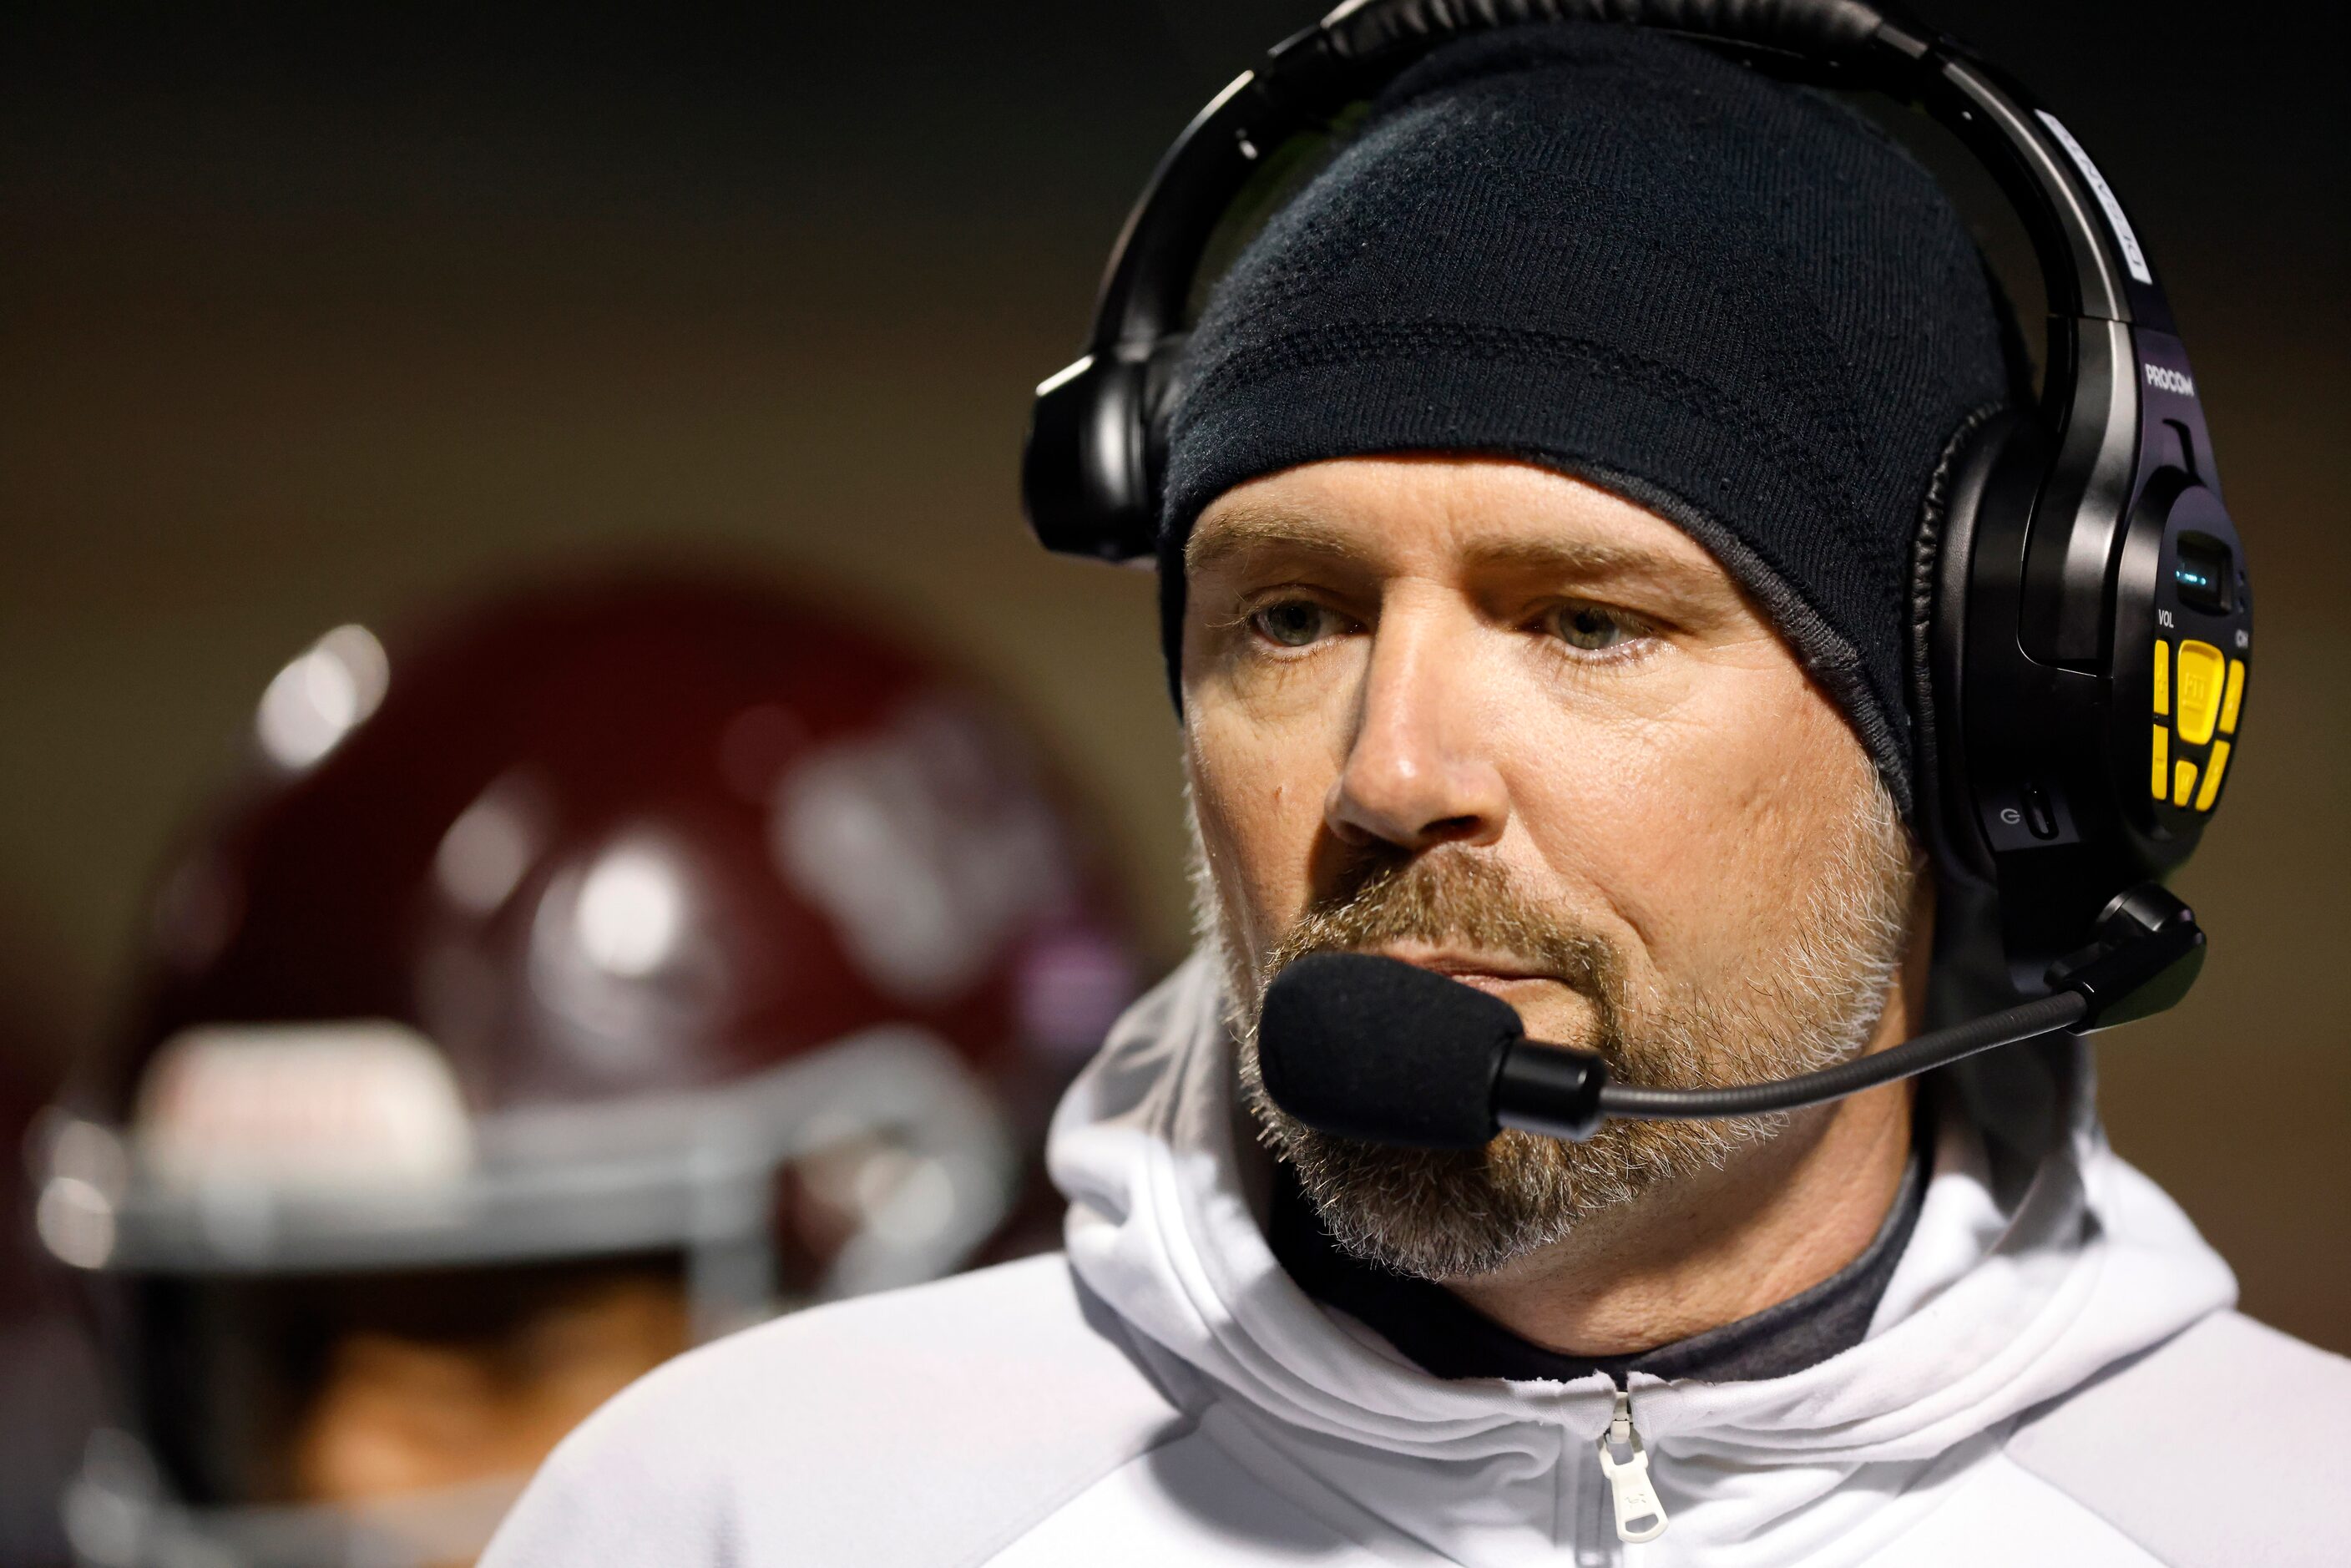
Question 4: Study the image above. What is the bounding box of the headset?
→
[1023,0,2252,1103]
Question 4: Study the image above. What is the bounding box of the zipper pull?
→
[1595,1390,1670,1545]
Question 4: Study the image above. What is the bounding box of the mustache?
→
[1254,847,1625,1042]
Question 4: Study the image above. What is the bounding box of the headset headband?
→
[1032,0,2177,571]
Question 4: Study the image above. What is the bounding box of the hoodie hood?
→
[1050,953,2235,1561]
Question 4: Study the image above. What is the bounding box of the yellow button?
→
[2152,640,2170,716]
[2173,758,2198,807]
[2174,640,2226,746]
[2220,658,2246,735]
[2151,726,2169,800]
[2196,740,2232,811]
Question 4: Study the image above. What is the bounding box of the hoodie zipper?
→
[1595,1389,1670,1545]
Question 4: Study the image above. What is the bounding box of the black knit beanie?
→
[1158,23,2024,820]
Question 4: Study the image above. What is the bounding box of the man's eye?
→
[1250,601,1342,649]
[1548,603,1645,652]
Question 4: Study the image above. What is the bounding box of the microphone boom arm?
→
[1505,884,2202,1141]
[1585,990,2086,1124]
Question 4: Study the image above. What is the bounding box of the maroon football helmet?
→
[33,574,1143,1566]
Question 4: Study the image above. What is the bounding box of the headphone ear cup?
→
[1913,407,2035,892]
[1023,354,1159,562]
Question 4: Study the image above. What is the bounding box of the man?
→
[36,577,1137,1567]
[486,24,2348,1565]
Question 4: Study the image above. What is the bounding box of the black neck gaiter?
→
[1271,1111,1929,1386]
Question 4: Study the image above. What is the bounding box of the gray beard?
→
[1192,780,1916,1283]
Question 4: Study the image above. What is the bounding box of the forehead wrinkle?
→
[1459,528,1742,611]
[1186,486,1740,614]
[1186,504,1687,576]
[1184,505,1365,576]
[1459,532,1694,579]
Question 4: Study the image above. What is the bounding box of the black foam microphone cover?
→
[1256,952,1524,1149]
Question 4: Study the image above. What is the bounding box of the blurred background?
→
[3,0,2345,1558]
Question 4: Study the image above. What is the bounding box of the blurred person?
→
[488,12,2348,1568]
[30,575,1141,1567]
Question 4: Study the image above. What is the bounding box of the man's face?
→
[1181,455,1920,1280]
[167,1259,690,1567]
[284,1262,690,1513]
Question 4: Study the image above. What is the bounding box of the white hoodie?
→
[485,953,2350,1566]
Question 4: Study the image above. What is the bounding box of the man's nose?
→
[1324,615,1509,852]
